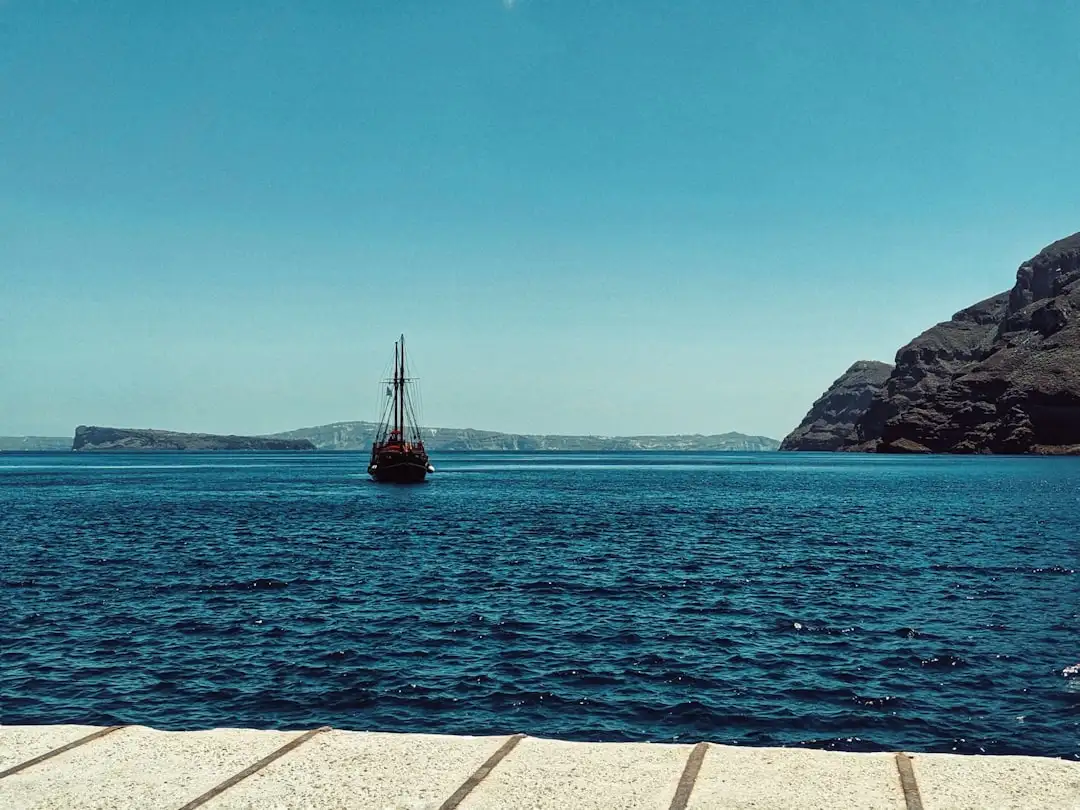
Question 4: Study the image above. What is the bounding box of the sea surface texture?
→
[2,452,1077,760]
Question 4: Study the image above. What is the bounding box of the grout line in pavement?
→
[0,725,125,779]
[437,733,525,810]
[174,726,331,810]
[669,741,710,810]
[894,752,925,810]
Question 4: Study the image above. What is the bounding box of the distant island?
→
[71,426,316,452]
[782,230,1080,454]
[2,425,780,453]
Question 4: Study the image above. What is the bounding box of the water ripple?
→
[1,451,1077,760]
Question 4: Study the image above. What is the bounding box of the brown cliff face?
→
[857,232,1080,454]
[780,361,893,451]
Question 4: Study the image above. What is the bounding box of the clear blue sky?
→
[2,0,1078,440]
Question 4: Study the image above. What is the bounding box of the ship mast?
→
[393,339,401,439]
[400,335,407,439]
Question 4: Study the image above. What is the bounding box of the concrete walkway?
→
[1,725,1077,809]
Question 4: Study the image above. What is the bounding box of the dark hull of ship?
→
[368,453,429,483]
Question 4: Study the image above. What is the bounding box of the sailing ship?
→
[368,335,434,483]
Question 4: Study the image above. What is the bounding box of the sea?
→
[1,451,1077,760]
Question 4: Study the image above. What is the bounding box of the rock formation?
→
[867,232,1080,454]
[853,292,1012,452]
[72,426,316,452]
[779,361,893,451]
[786,231,1080,454]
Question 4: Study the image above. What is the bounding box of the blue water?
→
[1,452,1077,759]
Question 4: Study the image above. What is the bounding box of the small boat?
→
[368,335,434,483]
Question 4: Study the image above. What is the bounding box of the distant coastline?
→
[0,436,72,452]
[1,423,780,452]
[270,421,780,452]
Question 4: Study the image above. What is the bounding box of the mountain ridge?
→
[269,421,780,451]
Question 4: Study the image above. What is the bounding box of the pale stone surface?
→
[4,726,1080,810]
[0,725,102,773]
[0,725,296,810]
[687,744,906,810]
[201,730,511,810]
[912,751,1080,810]
[459,736,691,810]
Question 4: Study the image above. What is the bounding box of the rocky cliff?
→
[787,231,1080,454]
[72,426,316,452]
[867,232,1080,454]
[779,361,893,451]
[271,422,780,452]
[854,292,1012,451]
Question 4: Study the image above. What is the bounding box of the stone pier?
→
[1,724,1077,809]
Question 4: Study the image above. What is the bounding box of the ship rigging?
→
[368,334,433,483]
